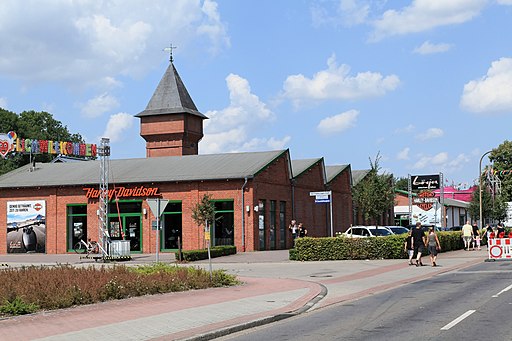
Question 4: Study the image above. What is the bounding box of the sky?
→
[1,0,512,188]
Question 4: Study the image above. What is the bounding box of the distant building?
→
[0,60,355,254]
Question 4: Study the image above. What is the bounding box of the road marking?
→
[441,310,476,330]
[492,283,512,298]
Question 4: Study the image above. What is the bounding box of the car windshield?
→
[390,227,409,234]
[369,228,392,236]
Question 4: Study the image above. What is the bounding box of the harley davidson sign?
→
[83,186,160,199]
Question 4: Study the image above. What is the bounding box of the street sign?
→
[315,194,331,203]
[309,191,331,196]
[146,198,169,218]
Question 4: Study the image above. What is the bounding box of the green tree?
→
[191,194,216,228]
[0,109,85,176]
[488,140,512,201]
[353,154,395,226]
[394,176,409,191]
[469,188,508,224]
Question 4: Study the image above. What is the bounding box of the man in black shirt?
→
[411,222,426,266]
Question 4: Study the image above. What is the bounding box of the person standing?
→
[404,229,414,265]
[497,223,505,238]
[427,227,441,267]
[462,220,473,251]
[485,224,493,250]
[411,222,426,267]
[298,223,308,238]
[288,219,298,241]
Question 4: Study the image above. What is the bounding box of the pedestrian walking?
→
[411,222,426,267]
[472,222,480,250]
[427,227,441,267]
[462,221,473,251]
[404,229,414,265]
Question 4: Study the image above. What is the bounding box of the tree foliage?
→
[0,108,84,176]
[191,194,216,227]
[468,188,509,223]
[353,154,395,225]
[488,140,512,201]
[394,176,408,192]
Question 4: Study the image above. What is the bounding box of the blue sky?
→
[1,0,511,187]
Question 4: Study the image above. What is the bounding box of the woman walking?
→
[428,227,441,267]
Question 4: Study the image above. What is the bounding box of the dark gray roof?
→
[291,158,324,178]
[135,62,207,119]
[0,150,288,188]
[352,169,370,186]
[325,164,350,183]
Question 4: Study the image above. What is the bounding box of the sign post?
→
[146,198,169,262]
[310,191,334,237]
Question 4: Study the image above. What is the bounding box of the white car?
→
[343,226,393,238]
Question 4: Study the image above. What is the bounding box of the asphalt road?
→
[220,260,512,341]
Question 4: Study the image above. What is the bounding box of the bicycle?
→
[74,238,99,255]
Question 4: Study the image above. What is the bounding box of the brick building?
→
[0,61,355,254]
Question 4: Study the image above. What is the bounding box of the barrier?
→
[109,240,131,257]
[488,238,512,260]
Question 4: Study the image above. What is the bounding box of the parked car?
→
[343,226,393,238]
[387,226,409,235]
[444,226,462,231]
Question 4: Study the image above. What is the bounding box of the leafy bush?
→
[0,263,239,316]
[291,232,465,261]
[178,245,237,262]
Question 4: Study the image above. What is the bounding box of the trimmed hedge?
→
[177,245,237,262]
[290,232,465,261]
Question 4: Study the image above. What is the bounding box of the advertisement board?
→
[6,200,46,253]
[411,174,441,190]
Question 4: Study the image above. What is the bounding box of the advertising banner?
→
[411,174,441,190]
[6,200,46,253]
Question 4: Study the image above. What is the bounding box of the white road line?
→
[492,283,512,298]
[441,310,476,331]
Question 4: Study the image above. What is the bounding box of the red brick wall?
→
[292,161,328,237]
[328,167,353,233]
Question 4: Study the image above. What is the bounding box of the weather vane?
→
[163,43,177,62]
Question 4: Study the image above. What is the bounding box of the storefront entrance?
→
[108,201,142,253]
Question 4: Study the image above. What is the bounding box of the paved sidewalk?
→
[0,249,487,340]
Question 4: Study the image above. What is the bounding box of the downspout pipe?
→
[241,177,248,252]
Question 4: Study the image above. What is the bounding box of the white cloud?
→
[394,124,415,134]
[417,128,444,141]
[460,57,512,113]
[497,0,512,4]
[413,41,452,55]
[413,152,449,169]
[282,54,399,106]
[101,112,135,142]
[371,0,487,41]
[81,93,120,118]
[0,97,7,109]
[397,147,410,160]
[412,152,469,172]
[311,0,369,27]
[200,74,288,154]
[317,109,359,135]
[0,1,229,89]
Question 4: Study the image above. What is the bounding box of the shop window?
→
[279,201,286,249]
[213,200,234,246]
[67,204,88,251]
[162,201,182,250]
[258,200,266,250]
[107,201,143,253]
[270,200,276,250]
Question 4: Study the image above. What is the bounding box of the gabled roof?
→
[291,158,323,178]
[0,150,289,188]
[135,62,207,119]
[325,164,350,183]
[352,169,371,186]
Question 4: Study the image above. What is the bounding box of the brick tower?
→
[136,61,207,157]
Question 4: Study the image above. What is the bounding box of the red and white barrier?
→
[488,238,512,260]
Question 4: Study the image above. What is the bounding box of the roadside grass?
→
[0,263,239,317]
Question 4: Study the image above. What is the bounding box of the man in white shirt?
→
[462,220,473,251]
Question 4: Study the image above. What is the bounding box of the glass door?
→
[108,215,142,253]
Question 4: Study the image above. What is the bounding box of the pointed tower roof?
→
[135,62,207,118]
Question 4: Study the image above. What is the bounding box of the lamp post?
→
[479,150,492,228]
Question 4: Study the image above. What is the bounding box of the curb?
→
[183,282,328,341]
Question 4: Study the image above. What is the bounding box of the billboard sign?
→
[411,174,440,190]
[7,200,46,253]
